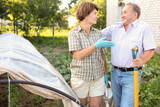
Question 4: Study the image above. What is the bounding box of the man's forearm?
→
[140,49,155,64]
[132,49,155,67]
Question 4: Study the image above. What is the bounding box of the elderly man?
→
[101,2,157,107]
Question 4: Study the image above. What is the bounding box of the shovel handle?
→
[131,46,139,107]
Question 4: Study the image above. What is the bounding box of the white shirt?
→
[101,20,157,68]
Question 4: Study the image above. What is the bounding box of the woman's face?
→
[85,9,99,25]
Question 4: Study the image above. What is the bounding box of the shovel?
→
[131,46,139,107]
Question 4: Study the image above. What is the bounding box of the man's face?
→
[121,5,137,26]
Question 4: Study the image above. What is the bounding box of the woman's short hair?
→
[126,2,141,19]
[76,2,99,21]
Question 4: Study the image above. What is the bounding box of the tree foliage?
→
[93,0,106,29]
[68,0,79,9]
[0,0,9,33]
[1,0,68,36]
[0,0,8,18]
[6,0,24,33]
[26,0,65,36]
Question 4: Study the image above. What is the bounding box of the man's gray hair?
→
[126,2,141,19]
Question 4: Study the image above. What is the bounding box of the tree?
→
[5,0,25,34]
[18,0,32,36]
[26,0,63,36]
[0,0,9,34]
[2,0,67,36]
[93,0,106,29]
[0,0,8,18]
[68,0,79,9]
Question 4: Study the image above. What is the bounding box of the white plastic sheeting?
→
[0,33,81,107]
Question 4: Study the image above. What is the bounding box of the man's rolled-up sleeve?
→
[142,26,157,51]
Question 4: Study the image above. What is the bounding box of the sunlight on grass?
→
[2,25,70,37]
[54,30,69,37]
[33,28,70,37]
[40,29,52,37]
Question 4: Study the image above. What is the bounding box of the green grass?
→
[1,25,70,37]
[39,28,69,37]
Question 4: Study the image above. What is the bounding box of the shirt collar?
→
[119,19,139,28]
[131,19,139,27]
[77,25,95,32]
[119,23,124,28]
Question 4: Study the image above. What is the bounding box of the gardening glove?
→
[104,74,108,86]
[95,37,115,48]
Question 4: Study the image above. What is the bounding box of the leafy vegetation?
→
[25,35,71,83]
[139,54,160,106]
[139,77,160,107]
[142,54,160,81]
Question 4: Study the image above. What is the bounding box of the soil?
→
[53,48,68,53]
[0,74,9,107]
[41,47,68,54]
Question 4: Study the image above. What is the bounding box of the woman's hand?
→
[95,37,115,48]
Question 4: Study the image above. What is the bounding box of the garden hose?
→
[131,46,139,107]
[0,80,85,107]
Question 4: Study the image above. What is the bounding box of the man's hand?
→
[95,37,115,48]
[132,49,154,67]
[104,74,108,86]
[132,58,143,67]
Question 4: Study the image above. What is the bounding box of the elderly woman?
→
[68,2,114,107]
